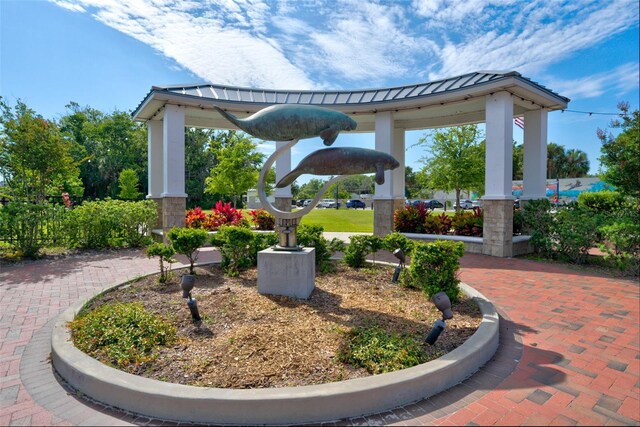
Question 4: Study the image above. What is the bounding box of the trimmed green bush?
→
[210,225,256,276]
[167,227,208,274]
[339,325,426,374]
[578,191,627,213]
[522,199,554,255]
[383,232,415,256]
[552,204,603,264]
[146,243,176,283]
[297,224,335,272]
[68,199,157,249]
[69,302,176,371]
[403,241,464,302]
[599,218,640,275]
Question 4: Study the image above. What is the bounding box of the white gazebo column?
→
[483,92,514,257]
[160,105,187,232]
[147,119,164,230]
[373,112,405,236]
[274,141,292,212]
[522,109,548,202]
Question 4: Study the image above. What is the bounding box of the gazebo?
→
[132,70,569,257]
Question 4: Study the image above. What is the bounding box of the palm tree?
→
[563,149,590,178]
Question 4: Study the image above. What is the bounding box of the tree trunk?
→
[455,188,461,213]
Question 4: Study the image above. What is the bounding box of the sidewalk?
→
[0,244,638,426]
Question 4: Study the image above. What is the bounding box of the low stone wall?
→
[402,233,532,256]
[52,265,499,425]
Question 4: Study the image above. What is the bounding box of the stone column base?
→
[147,197,164,230]
[482,199,514,257]
[161,196,186,236]
[374,199,405,236]
[274,197,292,212]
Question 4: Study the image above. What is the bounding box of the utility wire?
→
[560,109,620,116]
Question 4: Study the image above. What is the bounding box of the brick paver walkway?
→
[0,247,638,426]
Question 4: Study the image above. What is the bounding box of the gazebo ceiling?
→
[132,71,569,132]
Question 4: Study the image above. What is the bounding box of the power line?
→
[560,109,620,116]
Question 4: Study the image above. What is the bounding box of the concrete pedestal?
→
[257,247,315,299]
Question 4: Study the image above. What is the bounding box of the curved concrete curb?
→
[52,270,499,425]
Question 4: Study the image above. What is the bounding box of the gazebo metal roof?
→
[132,71,569,132]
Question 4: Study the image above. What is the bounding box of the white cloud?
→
[50,0,638,90]
[545,62,640,99]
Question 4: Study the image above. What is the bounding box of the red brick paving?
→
[0,247,638,426]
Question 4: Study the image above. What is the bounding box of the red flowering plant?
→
[249,209,275,230]
[185,207,206,229]
[393,204,431,233]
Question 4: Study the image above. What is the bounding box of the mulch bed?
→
[80,262,481,389]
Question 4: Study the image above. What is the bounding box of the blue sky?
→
[1,0,638,183]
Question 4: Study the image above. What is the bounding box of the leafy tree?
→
[204,131,264,207]
[404,166,422,198]
[512,142,524,180]
[598,102,639,204]
[0,98,80,202]
[184,128,217,207]
[546,142,566,179]
[564,148,590,178]
[118,168,142,200]
[296,178,326,200]
[416,125,484,212]
[546,142,589,179]
[59,103,147,199]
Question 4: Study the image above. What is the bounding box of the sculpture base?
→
[258,247,315,299]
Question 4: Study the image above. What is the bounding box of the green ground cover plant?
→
[69,301,176,372]
[338,324,427,374]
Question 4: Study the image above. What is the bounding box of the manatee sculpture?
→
[276,147,400,188]
[214,104,357,146]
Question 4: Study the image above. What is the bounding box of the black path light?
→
[391,248,405,283]
[180,275,202,323]
[426,292,453,345]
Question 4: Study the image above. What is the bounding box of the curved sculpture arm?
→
[257,141,347,220]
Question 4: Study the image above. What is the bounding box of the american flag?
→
[514,117,525,129]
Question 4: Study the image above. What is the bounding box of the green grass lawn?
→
[298,208,374,232]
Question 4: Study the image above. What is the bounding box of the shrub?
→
[383,232,415,256]
[578,191,627,213]
[118,168,142,200]
[210,226,256,276]
[599,218,640,275]
[338,325,426,374]
[146,243,176,283]
[167,227,208,274]
[185,207,207,229]
[343,234,369,268]
[297,224,335,272]
[551,203,604,264]
[521,199,553,255]
[68,199,156,249]
[513,208,524,235]
[69,301,176,371]
[249,231,279,266]
[0,201,67,257]
[403,241,464,302]
[248,209,275,230]
[394,204,430,233]
[451,208,483,236]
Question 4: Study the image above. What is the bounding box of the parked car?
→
[454,199,473,209]
[471,199,483,208]
[302,199,313,206]
[346,199,366,209]
[318,199,338,208]
[413,199,444,209]
[296,199,306,207]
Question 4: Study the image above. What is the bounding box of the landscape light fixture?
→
[426,292,453,345]
[180,276,202,323]
[392,248,405,283]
